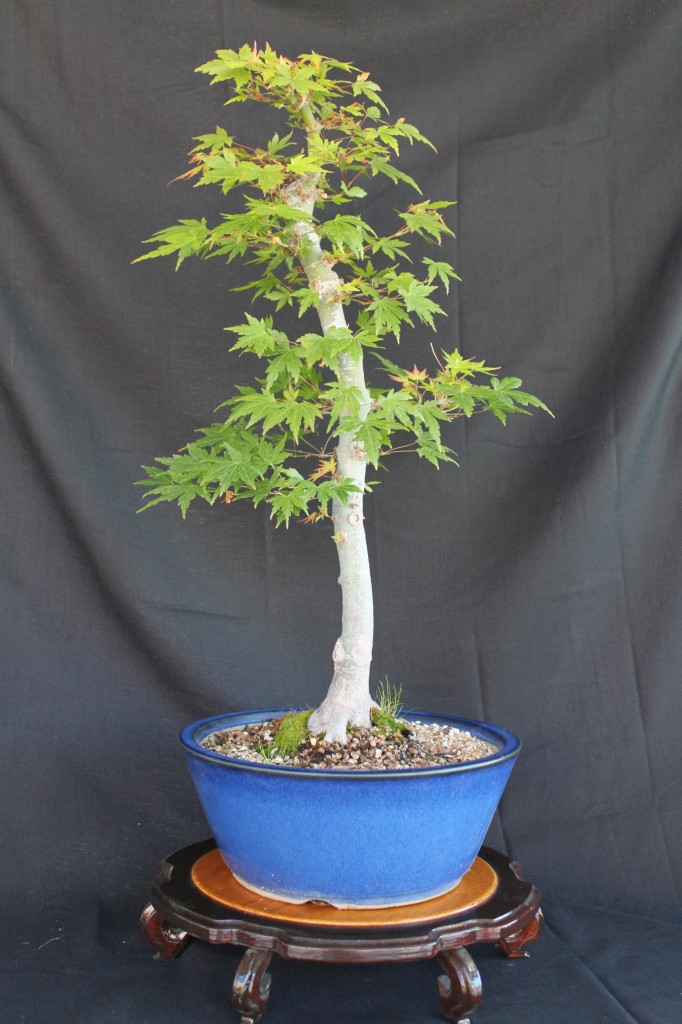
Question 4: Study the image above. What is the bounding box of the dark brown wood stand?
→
[140,839,543,1024]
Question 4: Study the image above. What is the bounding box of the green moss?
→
[268,709,314,757]
[371,706,409,738]
[372,679,409,737]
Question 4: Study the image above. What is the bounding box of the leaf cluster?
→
[136,45,550,526]
[133,43,452,297]
[137,422,361,527]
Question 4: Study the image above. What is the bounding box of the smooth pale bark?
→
[282,172,374,743]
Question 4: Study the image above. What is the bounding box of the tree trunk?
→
[283,173,374,743]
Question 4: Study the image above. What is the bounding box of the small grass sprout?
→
[376,678,404,718]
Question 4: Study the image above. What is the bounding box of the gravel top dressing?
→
[201,719,498,770]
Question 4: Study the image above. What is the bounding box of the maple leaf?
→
[408,365,428,380]
[388,365,429,391]
[309,456,336,482]
[302,506,329,524]
[168,164,203,185]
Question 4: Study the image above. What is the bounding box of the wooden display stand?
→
[140,839,543,1023]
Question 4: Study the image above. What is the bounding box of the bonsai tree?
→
[136,44,548,744]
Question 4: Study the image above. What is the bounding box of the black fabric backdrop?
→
[1,1,681,1021]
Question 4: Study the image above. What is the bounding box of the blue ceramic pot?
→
[180,710,520,908]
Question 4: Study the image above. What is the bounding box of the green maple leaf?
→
[226,314,287,356]
[422,258,461,293]
[367,295,413,339]
[392,277,444,328]
[369,158,422,193]
[134,219,209,269]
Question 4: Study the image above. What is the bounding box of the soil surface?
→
[201,718,498,770]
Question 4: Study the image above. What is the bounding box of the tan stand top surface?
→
[191,849,498,928]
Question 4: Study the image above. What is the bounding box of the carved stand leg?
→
[436,947,482,1024]
[499,907,545,958]
[139,903,191,960]
[232,947,273,1024]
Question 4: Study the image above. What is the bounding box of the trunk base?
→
[308,694,376,744]
[308,635,374,744]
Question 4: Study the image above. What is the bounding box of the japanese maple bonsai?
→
[135,45,548,906]
[137,44,547,740]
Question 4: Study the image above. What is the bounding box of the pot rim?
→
[180,708,521,778]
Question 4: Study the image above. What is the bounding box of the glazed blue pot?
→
[180,710,520,908]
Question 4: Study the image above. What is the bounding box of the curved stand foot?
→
[232,947,273,1024]
[437,947,482,1023]
[140,903,190,960]
[499,907,545,958]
